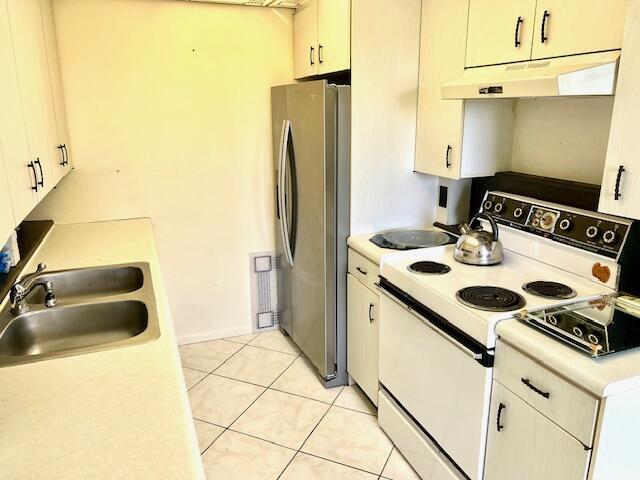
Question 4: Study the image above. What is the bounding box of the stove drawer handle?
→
[497,402,506,432]
[521,378,550,399]
[356,267,368,275]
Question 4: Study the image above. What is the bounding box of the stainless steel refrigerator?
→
[271,80,350,387]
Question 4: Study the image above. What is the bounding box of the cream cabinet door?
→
[317,0,350,75]
[466,0,537,67]
[598,0,640,219]
[531,0,626,60]
[294,0,318,80]
[0,151,15,242]
[0,0,39,224]
[6,0,57,198]
[40,0,72,175]
[347,273,379,406]
[484,381,590,480]
[415,0,467,179]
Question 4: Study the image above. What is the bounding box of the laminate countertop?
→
[0,219,204,479]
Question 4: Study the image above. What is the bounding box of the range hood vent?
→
[442,51,620,100]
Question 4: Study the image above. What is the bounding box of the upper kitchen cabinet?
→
[531,0,626,60]
[598,0,640,220]
[467,0,626,68]
[0,153,15,243]
[466,0,537,68]
[415,0,513,180]
[293,0,350,79]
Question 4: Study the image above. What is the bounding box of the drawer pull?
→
[521,378,550,399]
[497,402,506,432]
[368,303,374,323]
[356,267,368,275]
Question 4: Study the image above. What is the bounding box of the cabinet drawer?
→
[494,340,599,446]
[348,249,379,292]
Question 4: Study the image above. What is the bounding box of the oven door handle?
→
[378,286,484,361]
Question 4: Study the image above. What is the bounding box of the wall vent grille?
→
[249,252,278,332]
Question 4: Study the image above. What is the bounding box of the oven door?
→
[378,283,493,480]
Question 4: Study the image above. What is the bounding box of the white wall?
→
[350,0,438,234]
[510,97,614,185]
[28,0,294,343]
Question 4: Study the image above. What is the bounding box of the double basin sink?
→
[0,263,160,368]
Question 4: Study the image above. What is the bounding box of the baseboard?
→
[177,326,253,346]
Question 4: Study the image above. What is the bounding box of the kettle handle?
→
[470,212,499,242]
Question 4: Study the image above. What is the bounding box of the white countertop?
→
[0,219,204,479]
[347,233,396,265]
[497,319,640,398]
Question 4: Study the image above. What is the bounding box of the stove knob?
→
[588,333,600,345]
[548,315,558,326]
[558,219,573,232]
[484,200,493,211]
[494,203,504,214]
[573,326,584,338]
[585,225,600,240]
[603,230,617,245]
[514,207,524,219]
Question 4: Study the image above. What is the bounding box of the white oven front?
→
[378,284,493,480]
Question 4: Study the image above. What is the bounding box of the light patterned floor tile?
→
[280,453,378,479]
[182,367,207,390]
[271,356,344,404]
[214,345,297,386]
[193,419,224,454]
[248,330,300,355]
[334,385,377,415]
[381,448,421,480]
[179,339,243,372]
[188,374,265,427]
[231,389,329,449]
[202,430,295,480]
[301,406,393,475]
[226,333,260,345]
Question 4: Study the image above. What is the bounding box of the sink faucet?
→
[9,263,57,315]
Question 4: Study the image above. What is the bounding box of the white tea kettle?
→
[454,213,504,266]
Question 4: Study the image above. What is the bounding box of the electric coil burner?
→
[456,286,526,312]
[408,261,451,275]
[522,281,577,299]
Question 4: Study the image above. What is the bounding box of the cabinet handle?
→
[368,303,374,323]
[318,44,324,64]
[57,144,67,166]
[445,145,452,168]
[356,266,368,275]
[310,46,315,66]
[541,10,550,43]
[62,144,69,166]
[614,165,625,201]
[497,402,506,432]
[521,378,550,399]
[514,16,523,47]
[34,158,44,188]
[28,162,38,192]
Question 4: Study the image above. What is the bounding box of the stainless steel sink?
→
[0,262,160,367]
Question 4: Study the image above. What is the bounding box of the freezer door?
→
[271,85,293,336]
[286,80,337,380]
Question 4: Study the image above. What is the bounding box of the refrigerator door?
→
[271,86,293,337]
[286,80,336,379]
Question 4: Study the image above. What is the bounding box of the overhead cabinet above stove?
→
[465,0,627,68]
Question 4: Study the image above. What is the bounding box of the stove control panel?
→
[480,192,632,259]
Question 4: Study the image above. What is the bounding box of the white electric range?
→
[376,191,638,480]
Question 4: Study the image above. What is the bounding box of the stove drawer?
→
[378,389,466,480]
[348,249,379,292]
[494,340,599,446]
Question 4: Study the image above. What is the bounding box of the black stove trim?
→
[379,278,494,368]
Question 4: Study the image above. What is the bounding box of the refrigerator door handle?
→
[278,119,294,266]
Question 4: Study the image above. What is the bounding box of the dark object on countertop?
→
[470,172,601,222]
[0,220,54,303]
[433,222,462,237]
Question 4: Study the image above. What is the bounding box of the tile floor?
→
[179,329,421,479]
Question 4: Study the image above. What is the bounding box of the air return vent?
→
[249,252,278,331]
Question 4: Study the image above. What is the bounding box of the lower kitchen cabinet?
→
[484,380,591,480]
[347,271,379,406]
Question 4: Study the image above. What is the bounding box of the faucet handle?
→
[36,263,47,272]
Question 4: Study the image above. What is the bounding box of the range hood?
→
[442,51,620,100]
